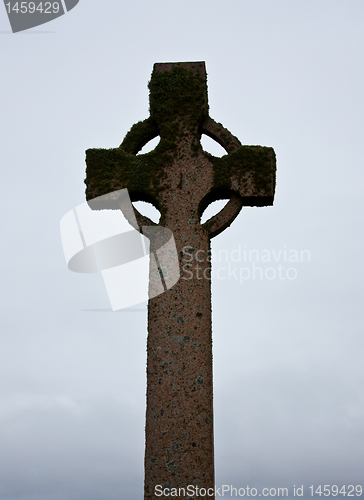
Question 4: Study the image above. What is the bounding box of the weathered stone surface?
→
[85,61,276,499]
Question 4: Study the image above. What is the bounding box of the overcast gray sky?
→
[1,1,363,499]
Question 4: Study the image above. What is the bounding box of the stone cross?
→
[85,62,276,499]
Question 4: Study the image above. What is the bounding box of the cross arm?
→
[85,117,163,202]
[85,116,174,228]
[200,144,276,238]
[210,145,276,206]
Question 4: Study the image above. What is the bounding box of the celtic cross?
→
[85,61,276,499]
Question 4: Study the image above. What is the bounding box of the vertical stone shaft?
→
[145,230,213,498]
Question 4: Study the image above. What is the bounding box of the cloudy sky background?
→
[1,1,363,499]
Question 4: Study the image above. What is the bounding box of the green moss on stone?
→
[148,64,208,130]
[208,146,275,194]
[85,144,172,212]
[120,117,159,154]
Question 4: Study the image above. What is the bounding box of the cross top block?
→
[85,61,276,238]
[150,62,208,125]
